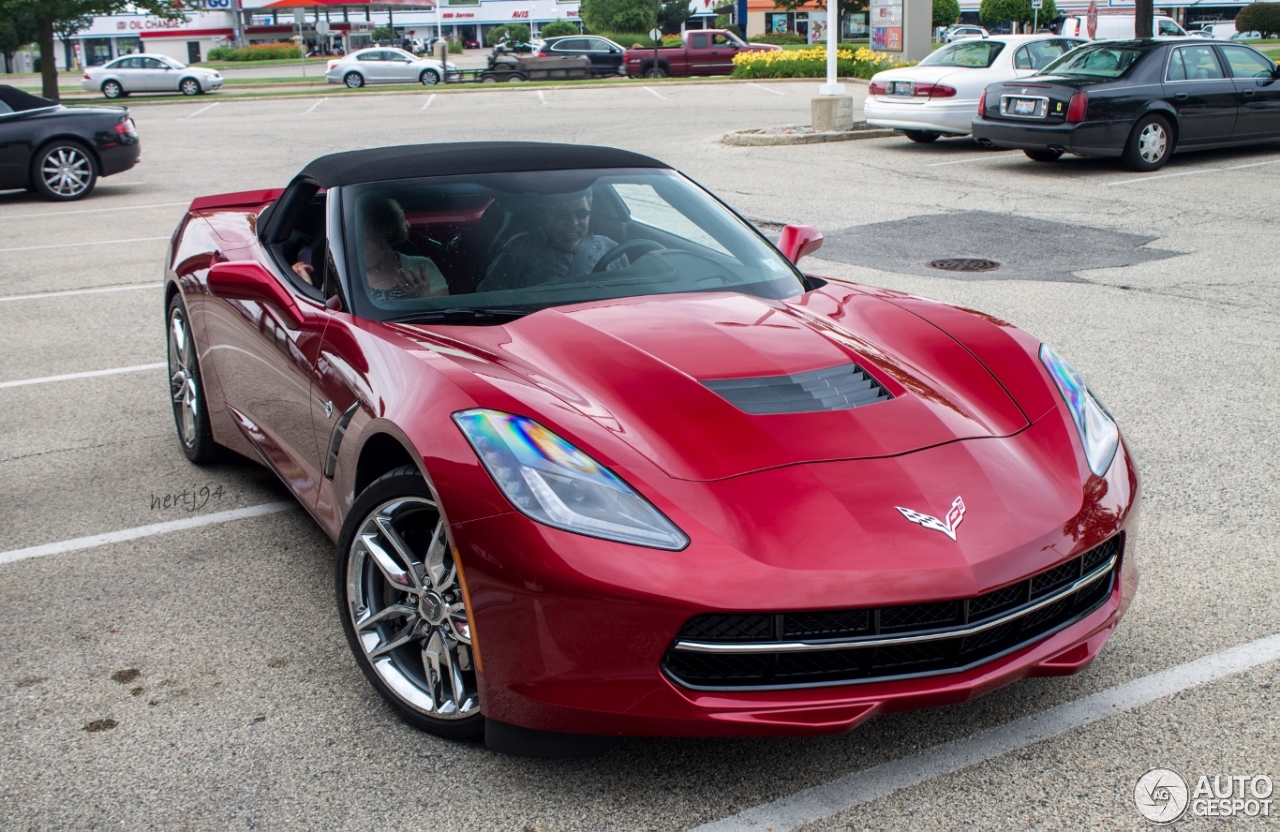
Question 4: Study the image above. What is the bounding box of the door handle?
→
[1242,89,1255,97]
[1173,93,1188,101]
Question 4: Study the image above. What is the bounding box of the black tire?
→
[1121,114,1174,172]
[30,140,98,201]
[166,293,222,463]
[1024,148,1064,162]
[337,466,484,740]
[904,130,940,143]
[179,77,202,96]
[101,79,124,99]
[344,71,365,89]
[419,68,440,85]
[643,65,667,79]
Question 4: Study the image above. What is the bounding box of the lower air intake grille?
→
[702,364,892,415]
[664,535,1123,690]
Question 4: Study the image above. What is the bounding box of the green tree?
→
[933,0,960,29]
[1,0,182,100]
[978,0,1055,29]
[1236,2,1280,37]
[580,0,654,34]
[539,19,580,38]
[486,23,531,45]
[0,4,38,74]
[657,0,689,33]
[371,26,393,41]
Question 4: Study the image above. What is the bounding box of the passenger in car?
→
[358,196,448,301]
[478,190,627,292]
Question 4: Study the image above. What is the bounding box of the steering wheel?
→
[592,239,666,273]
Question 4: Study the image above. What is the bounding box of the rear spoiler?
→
[188,187,285,214]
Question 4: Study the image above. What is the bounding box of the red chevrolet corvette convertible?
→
[165,143,1138,755]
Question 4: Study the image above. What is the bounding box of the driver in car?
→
[478,190,628,292]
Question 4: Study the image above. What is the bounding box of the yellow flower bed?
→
[732,46,911,79]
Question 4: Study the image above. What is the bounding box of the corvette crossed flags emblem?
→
[896,496,966,541]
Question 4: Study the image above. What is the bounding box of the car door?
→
[1162,44,1238,145]
[141,57,173,92]
[202,191,333,508]
[105,57,137,92]
[355,50,386,81]
[708,33,738,75]
[1217,44,1280,140]
[384,50,417,82]
[584,37,622,75]
[687,32,713,73]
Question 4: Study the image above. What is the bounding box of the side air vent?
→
[702,364,892,415]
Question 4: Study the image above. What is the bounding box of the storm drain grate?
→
[927,258,1003,273]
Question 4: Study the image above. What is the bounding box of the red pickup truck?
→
[624,30,780,78]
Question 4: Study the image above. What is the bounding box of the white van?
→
[1060,14,1188,39]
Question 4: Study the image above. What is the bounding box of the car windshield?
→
[340,168,806,322]
[1039,45,1146,78]
[919,41,1005,68]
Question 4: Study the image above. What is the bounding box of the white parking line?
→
[302,98,327,114]
[0,283,160,303]
[1223,157,1280,171]
[0,502,296,566]
[748,83,785,96]
[643,86,667,100]
[0,363,165,389]
[926,154,1013,167]
[182,102,220,119]
[1,201,187,221]
[422,93,436,110]
[537,90,547,105]
[0,236,169,254]
[692,631,1280,832]
[1104,168,1219,187]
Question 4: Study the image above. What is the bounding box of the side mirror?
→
[778,224,824,264]
[207,261,304,326]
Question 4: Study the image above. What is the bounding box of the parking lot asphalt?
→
[1,80,1277,830]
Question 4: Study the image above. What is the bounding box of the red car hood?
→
[403,284,1029,482]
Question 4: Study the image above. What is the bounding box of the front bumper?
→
[970,117,1133,157]
[864,97,979,135]
[453,418,1140,737]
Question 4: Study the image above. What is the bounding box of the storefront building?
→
[743,0,868,41]
[54,10,237,70]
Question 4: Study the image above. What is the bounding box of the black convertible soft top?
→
[0,85,58,112]
[299,142,668,188]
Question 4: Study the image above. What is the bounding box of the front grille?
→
[702,364,892,415]
[663,535,1122,690]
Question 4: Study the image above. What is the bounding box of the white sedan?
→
[865,35,1086,141]
[326,47,458,88]
[82,54,222,99]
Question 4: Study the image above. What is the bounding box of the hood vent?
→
[703,364,892,415]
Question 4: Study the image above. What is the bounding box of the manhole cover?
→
[927,258,1002,273]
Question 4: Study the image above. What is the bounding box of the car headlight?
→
[453,409,689,550]
[1039,344,1119,477]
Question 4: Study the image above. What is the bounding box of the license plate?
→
[890,81,912,96]
[1013,98,1037,114]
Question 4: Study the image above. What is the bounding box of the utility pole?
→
[1135,0,1153,37]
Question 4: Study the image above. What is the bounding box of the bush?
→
[580,0,653,34]
[1236,3,1280,37]
[486,23,532,46]
[732,46,909,79]
[371,26,393,41]
[205,42,305,62]
[749,33,807,44]
[448,38,463,53]
[540,20,579,38]
[661,33,683,45]
[715,14,742,36]
[933,0,961,29]
[590,31,658,48]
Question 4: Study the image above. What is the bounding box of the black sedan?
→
[972,40,1280,171]
[0,86,140,200]
[535,35,627,76]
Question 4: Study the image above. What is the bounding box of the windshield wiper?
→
[387,307,531,325]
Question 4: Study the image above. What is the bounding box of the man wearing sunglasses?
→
[479,190,628,292]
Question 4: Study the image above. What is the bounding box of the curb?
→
[723,123,896,146]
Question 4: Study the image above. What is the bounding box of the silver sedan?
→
[82,54,222,98]
[325,48,458,88]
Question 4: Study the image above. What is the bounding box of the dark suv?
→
[536,36,626,76]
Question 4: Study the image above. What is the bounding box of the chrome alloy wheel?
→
[41,147,92,198]
[346,497,480,720]
[167,305,198,448]
[1137,122,1168,164]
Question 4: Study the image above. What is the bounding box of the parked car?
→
[624,29,779,78]
[0,85,139,200]
[166,140,1139,755]
[972,40,1280,170]
[325,47,458,88]
[945,26,990,42]
[535,35,627,76]
[1186,30,1216,39]
[866,36,1087,141]
[1059,14,1187,39]
[1231,31,1264,41]
[82,53,222,98]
